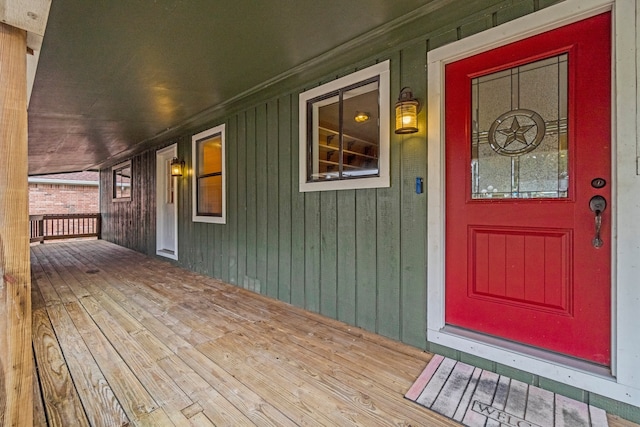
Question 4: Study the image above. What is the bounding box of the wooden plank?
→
[32,306,90,426]
[136,407,175,427]
[304,191,321,312]
[32,354,48,427]
[256,103,269,294]
[320,190,338,317]
[355,189,377,330]
[81,297,193,408]
[219,320,436,426]
[227,114,239,285]
[277,94,293,302]
[76,296,193,413]
[336,189,356,324]
[375,52,402,340]
[266,98,280,299]
[257,308,425,393]
[46,303,129,427]
[63,300,158,423]
[198,332,379,426]
[188,411,215,427]
[179,135,193,267]
[177,346,297,427]
[245,107,258,290]
[30,241,466,427]
[30,248,64,306]
[399,41,430,348]
[236,111,248,286]
[157,353,255,425]
[289,97,305,307]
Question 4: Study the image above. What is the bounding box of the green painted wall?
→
[165,49,429,348]
[100,0,640,421]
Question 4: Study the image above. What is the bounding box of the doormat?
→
[405,355,608,427]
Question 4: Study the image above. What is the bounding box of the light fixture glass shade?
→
[170,157,184,177]
[395,87,419,134]
[354,111,370,123]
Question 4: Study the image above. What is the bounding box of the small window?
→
[299,61,390,192]
[112,161,131,201]
[192,124,225,223]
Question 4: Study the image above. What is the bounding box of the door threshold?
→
[441,325,612,379]
[156,249,177,260]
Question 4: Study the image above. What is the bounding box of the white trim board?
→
[426,0,640,407]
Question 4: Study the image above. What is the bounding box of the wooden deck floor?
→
[30,240,637,426]
[31,240,451,426]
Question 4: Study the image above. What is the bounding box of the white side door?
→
[156,144,178,260]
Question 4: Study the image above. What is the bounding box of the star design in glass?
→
[497,116,535,148]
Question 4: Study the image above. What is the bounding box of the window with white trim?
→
[192,124,226,223]
[299,61,390,192]
[112,161,131,201]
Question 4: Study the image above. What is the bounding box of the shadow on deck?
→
[30,240,452,426]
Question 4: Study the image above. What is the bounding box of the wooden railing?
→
[29,213,101,243]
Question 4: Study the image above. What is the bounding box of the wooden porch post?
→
[0,22,32,427]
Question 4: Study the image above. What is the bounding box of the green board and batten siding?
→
[99,0,640,421]
[97,0,553,370]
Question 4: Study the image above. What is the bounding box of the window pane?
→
[471,54,568,199]
[308,79,379,181]
[113,165,131,199]
[198,175,222,216]
[198,134,222,176]
[309,94,339,181]
[342,81,379,177]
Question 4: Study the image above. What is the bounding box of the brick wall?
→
[29,183,99,215]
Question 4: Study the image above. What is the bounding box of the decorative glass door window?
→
[471,54,568,199]
[306,78,380,181]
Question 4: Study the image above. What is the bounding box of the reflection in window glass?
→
[307,78,380,182]
[113,163,131,200]
[196,133,223,216]
[471,54,568,199]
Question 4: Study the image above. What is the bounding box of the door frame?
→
[156,144,179,260]
[426,0,640,406]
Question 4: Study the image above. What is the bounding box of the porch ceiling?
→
[27,0,438,175]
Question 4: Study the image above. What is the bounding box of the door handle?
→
[589,195,607,248]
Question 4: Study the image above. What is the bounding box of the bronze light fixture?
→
[170,157,185,177]
[395,87,419,134]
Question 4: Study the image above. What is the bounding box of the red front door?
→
[445,13,611,366]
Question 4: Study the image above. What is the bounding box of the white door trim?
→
[156,144,179,260]
[426,0,640,406]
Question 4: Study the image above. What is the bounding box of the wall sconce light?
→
[395,87,420,134]
[170,157,185,177]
